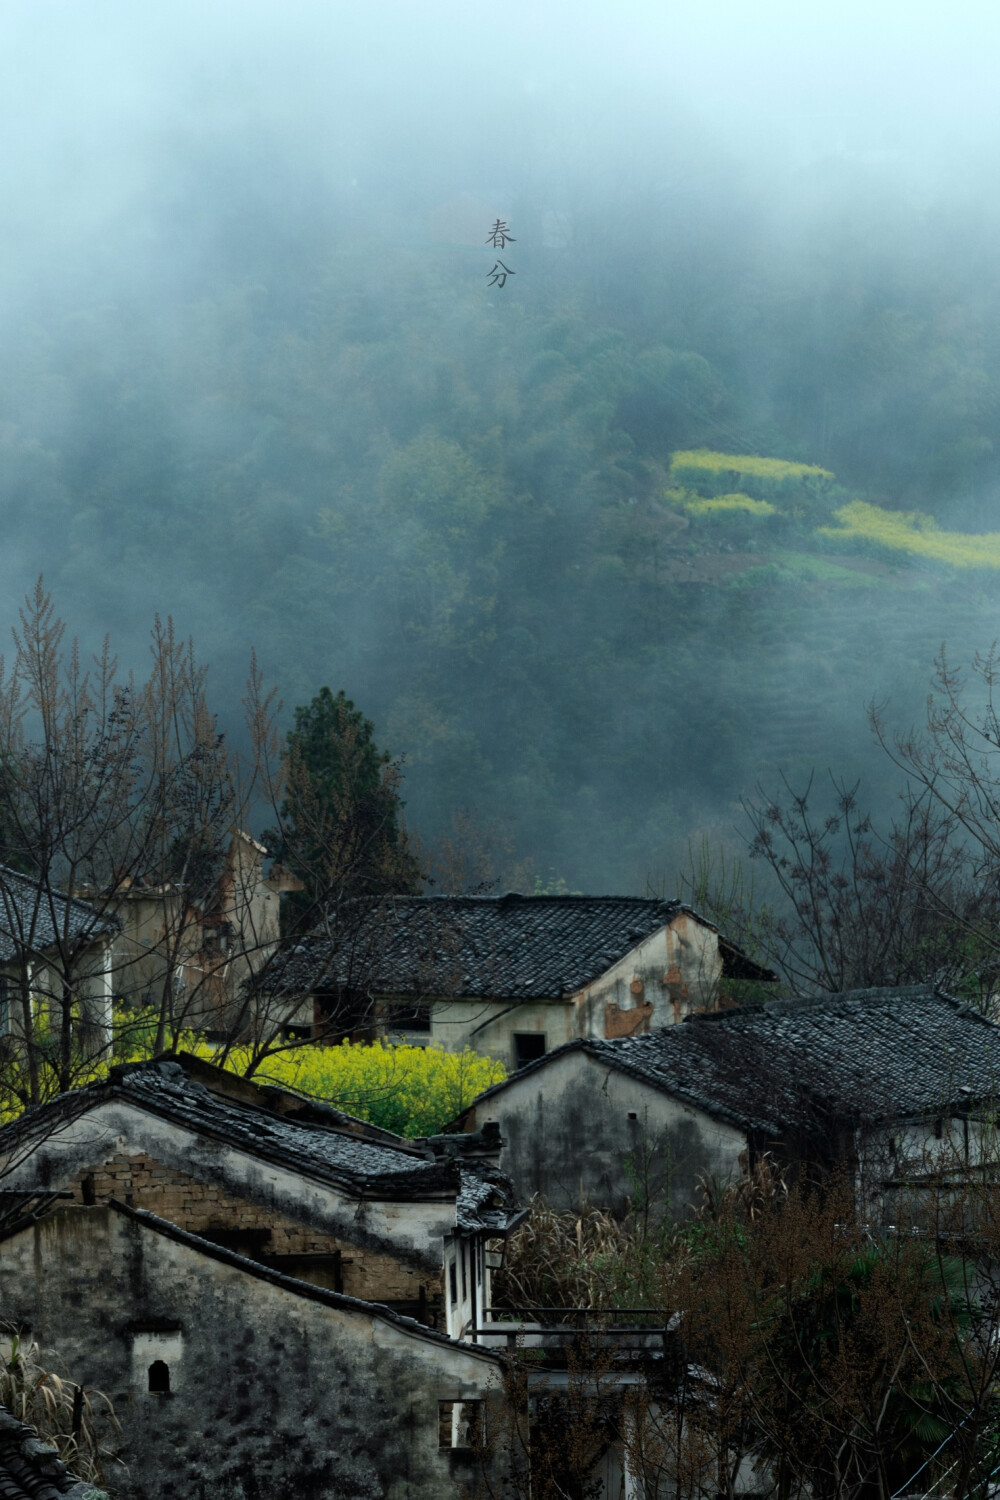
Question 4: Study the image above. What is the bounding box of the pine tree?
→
[271,687,421,928]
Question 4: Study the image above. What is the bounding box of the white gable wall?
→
[0,1097,456,1273]
[425,912,724,1069]
[462,1046,745,1220]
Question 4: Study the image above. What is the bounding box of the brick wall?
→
[69,1152,439,1306]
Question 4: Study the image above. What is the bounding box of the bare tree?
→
[0,583,290,1106]
[693,772,995,1001]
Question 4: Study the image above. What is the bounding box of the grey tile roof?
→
[464,986,1000,1135]
[0,865,116,966]
[0,1406,90,1498]
[261,894,774,1001]
[0,1059,518,1230]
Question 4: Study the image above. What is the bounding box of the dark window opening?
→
[391,1002,431,1034]
[934,1117,944,1140]
[200,1227,272,1258]
[81,1174,96,1206]
[439,1400,482,1450]
[449,1261,458,1305]
[314,987,376,1044]
[148,1360,170,1394]
[513,1033,546,1071]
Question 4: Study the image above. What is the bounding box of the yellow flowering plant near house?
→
[5,1017,505,1138]
[240,1040,506,1137]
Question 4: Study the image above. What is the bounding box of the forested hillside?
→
[3,35,1000,889]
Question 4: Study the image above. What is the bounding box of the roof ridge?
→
[363,893,682,906]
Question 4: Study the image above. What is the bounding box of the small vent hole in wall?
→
[148,1361,170,1394]
[627,1111,638,1120]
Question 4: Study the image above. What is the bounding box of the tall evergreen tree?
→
[271,688,421,928]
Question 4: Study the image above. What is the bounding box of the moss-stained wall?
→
[64,1150,436,1306]
[0,1205,500,1500]
[463,1047,745,1219]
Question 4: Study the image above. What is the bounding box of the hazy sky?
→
[2,0,999,277]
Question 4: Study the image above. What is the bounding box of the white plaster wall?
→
[423,913,724,1069]
[0,1206,500,1500]
[0,1097,457,1272]
[466,1047,746,1219]
[571,913,723,1040]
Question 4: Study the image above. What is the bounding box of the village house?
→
[106,830,301,1036]
[0,1198,506,1499]
[0,1050,533,1495]
[0,1050,518,1338]
[0,1053,681,1498]
[261,893,776,1071]
[0,864,118,1054]
[448,985,1000,1221]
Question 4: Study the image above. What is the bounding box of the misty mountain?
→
[2,1,1000,890]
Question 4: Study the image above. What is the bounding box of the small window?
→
[439,1400,482,1450]
[934,1117,944,1140]
[512,1033,546,1071]
[131,1329,183,1393]
[449,1261,458,1306]
[81,1173,96,1206]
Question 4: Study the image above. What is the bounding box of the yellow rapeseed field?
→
[40,1032,506,1138]
[820,501,1000,569]
[677,492,775,517]
[670,450,834,483]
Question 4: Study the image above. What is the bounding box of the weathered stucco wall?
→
[0,1206,499,1500]
[463,1048,746,1219]
[424,914,724,1069]
[63,1148,434,1304]
[429,996,579,1064]
[572,912,723,1040]
[1,1098,455,1278]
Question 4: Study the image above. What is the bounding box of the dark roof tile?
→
[464,986,1000,1134]
[262,895,771,1001]
[0,865,116,965]
[0,1059,519,1231]
[0,1406,85,1497]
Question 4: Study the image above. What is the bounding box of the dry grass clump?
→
[0,1329,121,1490]
[493,1196,679,1311]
